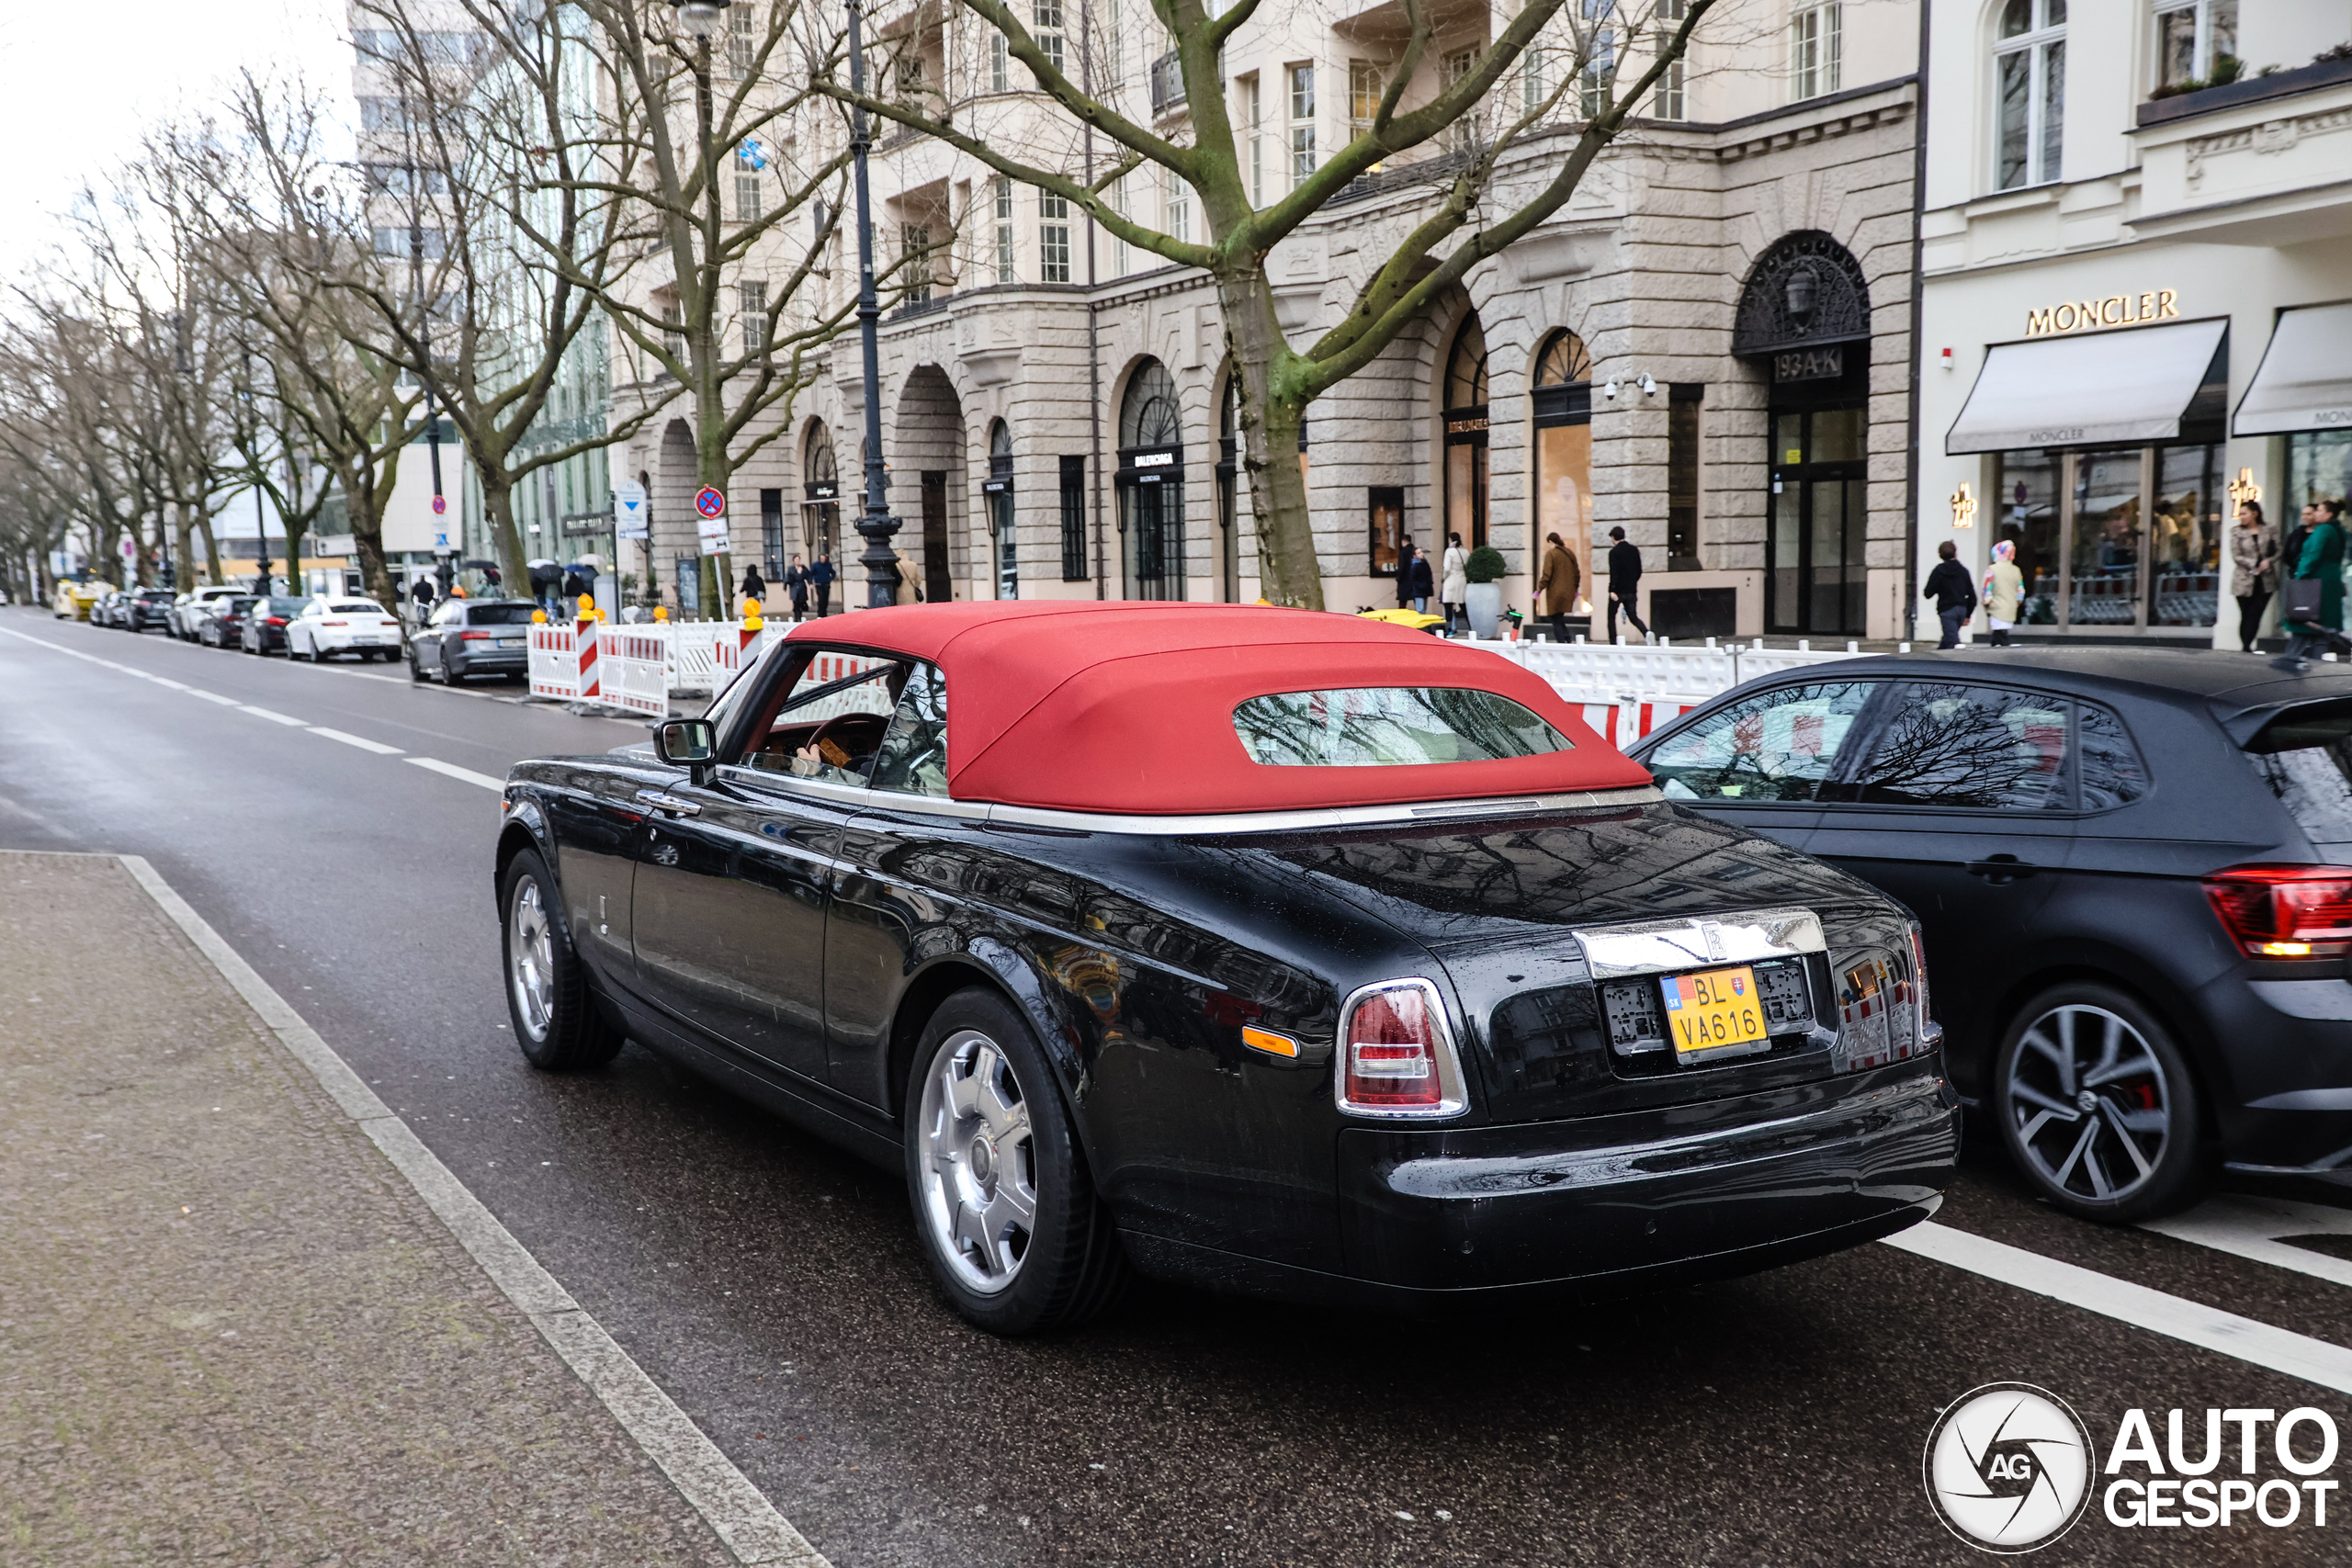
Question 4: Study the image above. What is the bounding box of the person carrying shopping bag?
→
[1982,540,2024,647]
[2231,501,2278,653]
[1440,532,1468,635]
[2278,499,2350,667]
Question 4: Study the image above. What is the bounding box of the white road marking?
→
[115,854,828,1567]
[239,705,309,726]
[2145,1195,2352,1292]
[307,726,405,756]
[1884,1220,2352,1395]
[148,676,189,691]
[188,690,241,705]
[406,756,506,791]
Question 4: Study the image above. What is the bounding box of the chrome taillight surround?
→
[1333,976,1469,1121]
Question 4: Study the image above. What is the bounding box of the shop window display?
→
[1992,450,2060,624]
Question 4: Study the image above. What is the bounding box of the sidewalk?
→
[0,852,737,1566]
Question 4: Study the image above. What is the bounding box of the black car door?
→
[628,648,899,1086]
[1638,677,1883,852]
[541,761,654,987]
[1806,677,2077,1064]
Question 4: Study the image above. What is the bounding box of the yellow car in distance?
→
[1354,605,1448,636]
[52,580,103,620]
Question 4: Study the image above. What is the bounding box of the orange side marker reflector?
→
[1242,1026,1299,1058]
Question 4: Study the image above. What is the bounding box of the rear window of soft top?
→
[1234,686,1573,767]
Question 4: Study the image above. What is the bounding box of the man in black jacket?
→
[1921,539,1978,648]
[1605,526,1649,643]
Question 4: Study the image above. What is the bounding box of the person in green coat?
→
[2280,498,2349,666]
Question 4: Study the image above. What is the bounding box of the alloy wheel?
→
[2006,1003,2174,1205]
[506,875,555,1042]
[916,1030,1037,1294]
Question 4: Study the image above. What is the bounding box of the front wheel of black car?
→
[499,849,623,1071]
[1995,983,2208,1224]
[904,988,1127,1335]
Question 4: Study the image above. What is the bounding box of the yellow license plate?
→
[1663,965,1770,1058]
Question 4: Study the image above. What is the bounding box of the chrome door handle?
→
[635,789,702,818]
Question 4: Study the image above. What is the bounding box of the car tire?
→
[498,848,624,1071]
[407,651,424,682]
[1993,981,2209,1224]
[902,987,1129,1336]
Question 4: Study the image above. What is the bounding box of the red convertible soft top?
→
[781,602,1650,815]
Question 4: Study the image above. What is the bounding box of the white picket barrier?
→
[667,625,720,693]
[527,625,581,701]
[1464,635,1882,723]
[602,628,672,717]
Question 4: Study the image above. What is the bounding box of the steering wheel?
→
[803,712,882,766]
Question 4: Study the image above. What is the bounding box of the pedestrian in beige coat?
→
[1537,533,1579,644]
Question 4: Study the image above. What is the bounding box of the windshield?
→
[1234,687,1572,767]
[265,597,309,615]
[2245,705,2352,846]
[330,601,385,615]
[468,604,538,626]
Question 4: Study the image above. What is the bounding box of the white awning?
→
[2234,301,2352,435]
[1944,318,2230,455]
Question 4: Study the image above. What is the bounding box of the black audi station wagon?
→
[1631,648,2352,1224]
[493,604,1958,1333]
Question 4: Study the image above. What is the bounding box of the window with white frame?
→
[2153,0,2235,93]
[1239,73,1262,206]
[1443,47,1482,148]
[1653,0,1689,119]
[734,145,763,222]
[727,4,755,73]
[1522,46,1546,114]
[1789,2,1840,101]
[990,33,1009,92]
[902,226,934,304]
[1110,175,1130,275]
[1289,62,1317,186]
[1035,0,1066,76]
[1579,29,1616,118]
[993,176,1015,284]
[1164,171,1192,243]
[1040,191,1070,283]
[740,282,769,358]
[1995,0,2064,189]
[1349,59,1384,137]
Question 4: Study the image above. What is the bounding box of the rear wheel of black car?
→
[499,848,623,1071]
[904,987,1127,1335]
[1994,982,2208,1224]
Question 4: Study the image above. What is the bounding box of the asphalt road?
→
[6,603,2352,1567]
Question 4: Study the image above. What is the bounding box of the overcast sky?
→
[0,0,353,285]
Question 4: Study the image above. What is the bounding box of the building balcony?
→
[2132,54,2352,246]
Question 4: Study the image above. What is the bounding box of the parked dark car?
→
[239,595,310,655]
[1629,648,2352,1224]
[119,586,176,632]
[492,604,1957,1335]
[410,597,538,684]
[200,595,260,648]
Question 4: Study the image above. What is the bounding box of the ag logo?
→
[1924,1383,2093,1552]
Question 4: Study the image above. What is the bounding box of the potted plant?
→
[1464,546,1510,638]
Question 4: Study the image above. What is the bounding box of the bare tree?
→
[826,0,1720,608]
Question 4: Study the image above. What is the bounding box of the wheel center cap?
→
[968,1136,995,1184]
[2076,1089,2099,1114]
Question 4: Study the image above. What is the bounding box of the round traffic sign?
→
[431,494,448,515]
[695,487,727,519]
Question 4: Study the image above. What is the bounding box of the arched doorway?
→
[1443,317,1489,549]
[802,422,840,584]
[1117,359,1184,600]
[984,419,1015,600]
[894,365,966,604]
[1531,329,1593,610]
[1734,231,1871,636]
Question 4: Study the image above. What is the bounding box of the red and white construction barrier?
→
[527,624,581,700]
[573,616,601,702]
[602,629,671,717]
[1567,693,1708,748]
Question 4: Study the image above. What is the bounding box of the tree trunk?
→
[197,513,223,585]
[172,504,197,595]
[477,466,529,603]
[1219,274,1322,610]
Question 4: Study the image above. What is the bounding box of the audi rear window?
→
[2245,705,2352,844]
[1235,687,1572,767]
[467,604,538,626]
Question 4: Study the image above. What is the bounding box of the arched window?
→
[801,422,839,564]
[1531,330,1593,604]
[1995,0,2064,191]
[1117,360,1185,599]
[1442,316,1489,548]
[985,419,1016,600]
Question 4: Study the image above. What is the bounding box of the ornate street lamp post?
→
[845,0,900,606]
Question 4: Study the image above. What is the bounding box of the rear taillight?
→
[266,616,287,626]
[1337,979,1465,1118]
[2203,863,2352,958]
[323,619,347,626]
[460,629,490,641]
[1907,920,1942,1052]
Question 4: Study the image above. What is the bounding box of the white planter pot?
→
[1465,581,1502,639]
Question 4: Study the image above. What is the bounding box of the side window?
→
[736,648,904,781]
[1648,682,1875,802]
[1849,682,2069,809]
[2077,701,2148,809]
[868,661,949,796]
[431,601,462,628]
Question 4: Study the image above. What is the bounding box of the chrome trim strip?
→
[981,785,1661,838]
[1573,906,1827,980]
[1333,977,1470,1122]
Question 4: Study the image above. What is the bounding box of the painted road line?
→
[308,726,405,756]
[1884,1220,2352,1396]
[239,705,309,727]
[406,756,505,791]
[115,854,829,1567]
[148,676,189,691]
[188,690,241,705]
[2145,1195,2352,1292]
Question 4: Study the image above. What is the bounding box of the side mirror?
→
[655,718,718,784]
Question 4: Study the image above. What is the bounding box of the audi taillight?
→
[1336,979,1466,1118]
[460,629,490,641]
[2203,864,2352,958]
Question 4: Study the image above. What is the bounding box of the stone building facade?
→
[625,0,1922,637]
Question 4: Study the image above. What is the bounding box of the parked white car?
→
[288,596,405,662]
[172,585,245,641]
